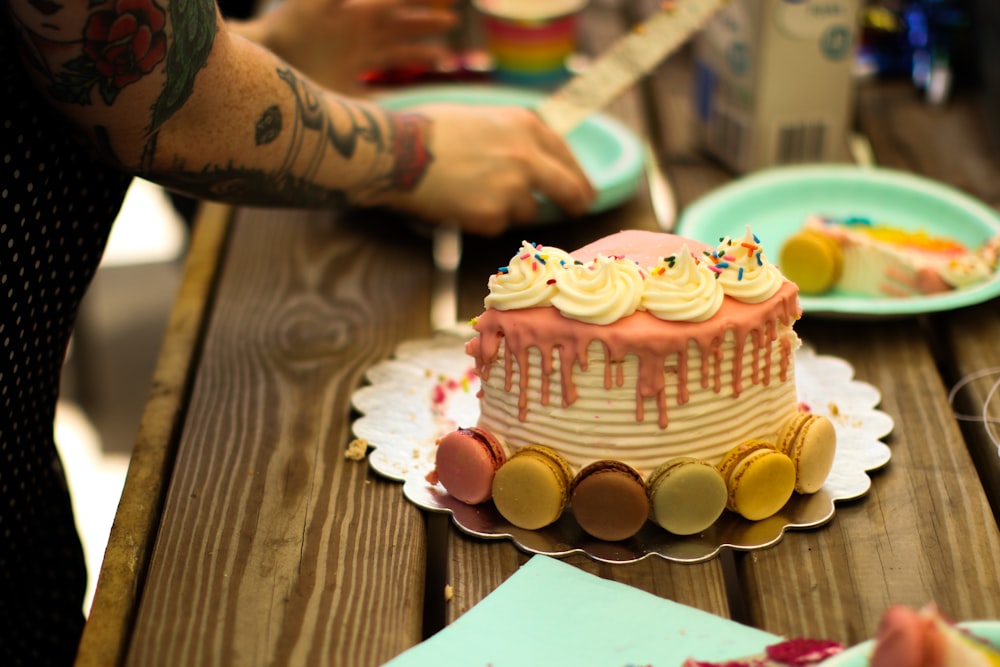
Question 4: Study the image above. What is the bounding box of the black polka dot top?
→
[1,12,133,666]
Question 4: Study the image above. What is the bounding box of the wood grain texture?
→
[740,320,1000,644]
[938,295,1000,520]
[77,203,232,667]
[125,210,434,666]
[856,70,1000,536]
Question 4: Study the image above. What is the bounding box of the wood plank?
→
[737,319,1000,644]
[77,202,232,667]
[860,75,1000,522]
[937,303,1000,520]
[125,209,434,666]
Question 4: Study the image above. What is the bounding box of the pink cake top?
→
[570,229,713,268]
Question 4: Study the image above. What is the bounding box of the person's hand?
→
[232,0,459,94]
[364,104,597,235]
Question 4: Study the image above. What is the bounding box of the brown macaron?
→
[570,460,649,542]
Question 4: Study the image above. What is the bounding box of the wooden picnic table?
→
[77,1,1000,665]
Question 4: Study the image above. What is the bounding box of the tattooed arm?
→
[4,0,594,234]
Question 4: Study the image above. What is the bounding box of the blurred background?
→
[57,179,187,613]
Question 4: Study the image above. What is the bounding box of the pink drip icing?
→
[558,344,581,407]
[469,281,800,430]
[732,334,745,399]
[676,350,689,405]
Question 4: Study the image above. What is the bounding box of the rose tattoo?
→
[50,0,167,104]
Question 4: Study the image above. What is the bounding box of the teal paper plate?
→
[820,620,1000,666]
[376,85,643,222]
[676,165,1000,319]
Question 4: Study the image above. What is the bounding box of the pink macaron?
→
[426,427,507,504]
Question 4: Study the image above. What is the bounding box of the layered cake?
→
[470,228,801,473]
[428,228,838,539]
[779,215,1000,297]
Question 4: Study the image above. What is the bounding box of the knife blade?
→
[536,0,728,135]
[644,143,677,232]
[431,225,462,331]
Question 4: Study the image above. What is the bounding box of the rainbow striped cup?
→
[473,0,587,88]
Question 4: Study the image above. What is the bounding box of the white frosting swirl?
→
[549,254,645,324]
[640,246,724,322]
[712,227,784,303]
[483,229,791,323]
[485,241,574,310]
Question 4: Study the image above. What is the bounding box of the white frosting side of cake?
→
[476,329,801,475]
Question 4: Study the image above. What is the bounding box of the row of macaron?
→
[425,410,838,542]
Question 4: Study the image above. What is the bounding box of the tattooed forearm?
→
[275,67,386,171]
[10,0,435,207]
[156,166,350,208]
[278,68,433,193]
[386,112,433,191]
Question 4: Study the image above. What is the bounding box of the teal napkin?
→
[383,555,779,666]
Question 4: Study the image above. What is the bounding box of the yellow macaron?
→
[646,457,728,536]
[779,230,844,295]
[777,412,837,494]
[716,439,796,521]
[492,445,574,530]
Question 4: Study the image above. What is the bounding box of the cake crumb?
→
[444,584,454,602]
[345,438,369,461]
[828,402,841,417]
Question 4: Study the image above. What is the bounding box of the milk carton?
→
[692,0,860,173]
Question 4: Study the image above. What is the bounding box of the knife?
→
[534,0,719,233]
[431,225,462,331]
[536,0,728,135]
[644,143,677,232]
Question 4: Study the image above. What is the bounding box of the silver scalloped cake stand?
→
[350,326,894,564]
